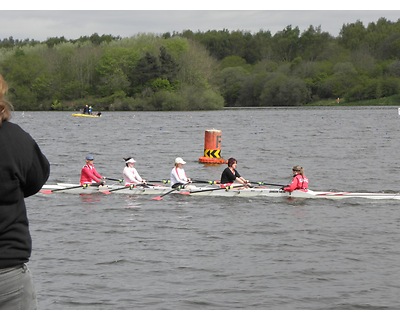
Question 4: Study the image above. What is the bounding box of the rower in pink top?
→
[80,154,104,185]
[122,157,147,186]
[282,165,309,192]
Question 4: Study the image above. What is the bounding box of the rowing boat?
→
[40,183,170,195]
[189,187,400,200]
[39,183,400,200]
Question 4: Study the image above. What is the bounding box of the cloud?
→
[1,10,400,41]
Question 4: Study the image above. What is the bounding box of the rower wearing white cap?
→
[170,157,192,189]
[122,157,147,186]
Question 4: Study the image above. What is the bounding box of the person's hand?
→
[280,186,286,191]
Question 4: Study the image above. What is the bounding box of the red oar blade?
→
[39,189,53,194]
[152,195,163,201]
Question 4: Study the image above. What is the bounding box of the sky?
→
[1,2,400,41]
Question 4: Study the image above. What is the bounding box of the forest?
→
[1,17,400,111]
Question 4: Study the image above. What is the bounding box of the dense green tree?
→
[159,46,179,81]
[213,66,249,107]
[1,19,400,110]
[298,26,333,61]
[271,25,300,62]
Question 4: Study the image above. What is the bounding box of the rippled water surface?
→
[13,107,400,309]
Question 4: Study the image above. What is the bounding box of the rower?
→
[122,157,147,186]
[80,154,105,186]
[220,157,250,187]
[170,157,193,189]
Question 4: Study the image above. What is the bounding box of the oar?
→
[152,184,188,201]
[106,177,123,183]
[101,183,148,195]
[191,179,219,184]
[188,184,245,194]
[148,179,170,184]
[250,181,285,187]
[149,179,218,185]
[40,184,90,194]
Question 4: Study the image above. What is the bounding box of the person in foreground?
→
[282,165,309,192]
[170,157,192,189]
[80,154,105,186]
[0,74,50,309]
[122,157,147,186]
[220,157,250,186]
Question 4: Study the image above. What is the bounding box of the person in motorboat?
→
[170,157,193,189]
[220,157,250,187]
[80,154,105,186]
[122,157,147,186]
[83,104,89,114]
[282,165,309,192]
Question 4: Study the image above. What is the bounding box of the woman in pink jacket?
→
[283,165,309,192]
[80,154,104,185]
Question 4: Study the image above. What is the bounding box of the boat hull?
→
[190,188,400,200]
[72,113,101,118]
[39,184,400,200]
[40,184,171,195]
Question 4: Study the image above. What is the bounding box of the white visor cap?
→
[125,158,136,164]
[175,157,186,164]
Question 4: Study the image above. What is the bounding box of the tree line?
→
[1,17,400,111]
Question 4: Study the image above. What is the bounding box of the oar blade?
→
[152,195,163,201]
[39,189,53,194]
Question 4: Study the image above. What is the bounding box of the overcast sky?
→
[2,2,400,41]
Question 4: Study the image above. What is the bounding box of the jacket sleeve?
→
[283,176,299,192]
[92,167,103,180]
[23,143,50,198]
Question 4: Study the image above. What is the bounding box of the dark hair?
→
[123,157,132,167]
[227,157,237,167]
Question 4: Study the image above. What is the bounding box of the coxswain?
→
[282,165,309,192]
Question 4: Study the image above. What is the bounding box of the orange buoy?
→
[198,129,227,164]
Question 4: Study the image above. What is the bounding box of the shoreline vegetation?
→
[1,17,400,111]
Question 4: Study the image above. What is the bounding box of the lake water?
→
[12,107,400,310]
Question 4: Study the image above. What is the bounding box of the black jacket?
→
[0,121,50,268]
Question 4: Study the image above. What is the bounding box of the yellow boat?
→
[72,113,102,118]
